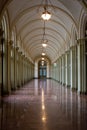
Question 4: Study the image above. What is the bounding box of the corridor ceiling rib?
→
[0,0,84,62]
[17,19,70,39]
[18,20,70,40]
[27,41,58,55]
[22,27,66,46]
[24,34,61,50]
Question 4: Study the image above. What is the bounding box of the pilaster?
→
[77,40,86,93]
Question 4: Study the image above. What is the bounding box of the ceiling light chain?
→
[41,0,54,56]
[42,21,48,48]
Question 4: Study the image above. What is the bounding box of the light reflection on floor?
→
[0,79,87,130]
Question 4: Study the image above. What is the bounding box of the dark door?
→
[38,60,47,78]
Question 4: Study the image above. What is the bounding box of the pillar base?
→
[2,90,10,96]
[66,85,70,87]
[62,83,66,86]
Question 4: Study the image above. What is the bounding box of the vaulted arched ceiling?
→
[0,0,86,63]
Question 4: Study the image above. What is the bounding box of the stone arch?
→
[79,10,87,39]
[2,16,8,41]
[70,25,78,47]
[11,27,17,46]
[0,11,10,42]
[34,57,51,78]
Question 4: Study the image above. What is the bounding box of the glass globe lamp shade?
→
[41,11,51,20]
[42,43,47,47]
[42,53,45,56]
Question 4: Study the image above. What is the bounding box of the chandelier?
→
[41,8,51,21]
[42,57,44,60]
[41,0,52,20]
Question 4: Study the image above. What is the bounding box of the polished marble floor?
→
[0,79,87,130]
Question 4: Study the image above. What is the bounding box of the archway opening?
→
[38,60,47,79]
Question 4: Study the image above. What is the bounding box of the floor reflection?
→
[41,87,46,123]
[0,79,87,130]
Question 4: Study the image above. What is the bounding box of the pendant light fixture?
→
[41,0,51,21]
[41,45,46,56]
[42,57,44,60]
[42,21,48,47]
[42,52,45,56]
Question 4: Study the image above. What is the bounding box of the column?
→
[59,58,62,83]
[66,51,71,87]
[16,47,19,87]
[70,46,77,90]
[3,38,8,94]
[65,53,68,86]
[63,55,66,85]
[7,40,12,94]
[0,29,3,96]
[14,45,17,90]
[19,52,23,87]
[17,51,20,87]
[57,60,59,81]
[10,42,15,90]
[62,55,65,85]
[22,54,25,85]
[77,40,86,93]
[57,60,59,82]
[27,60,29,80]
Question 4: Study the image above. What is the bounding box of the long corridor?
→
[0,79,87,130]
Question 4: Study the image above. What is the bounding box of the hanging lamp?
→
[41,0,51,20]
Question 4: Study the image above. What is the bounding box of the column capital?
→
[16,46,19,51]
[25,56,28,60]
[65,50,70,54]
[70,45,77,51]
[21,54,25,58]
[8,40,13,45]
[77,38,87,45]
